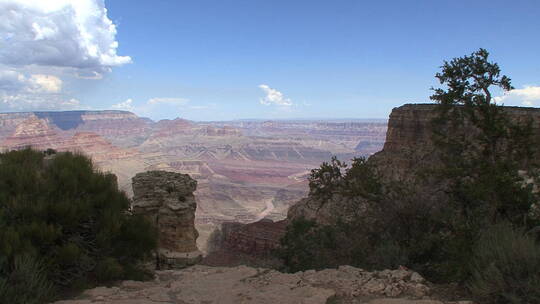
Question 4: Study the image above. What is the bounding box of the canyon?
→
[0,110,387,251]
[49,103,493,303]
[213,104,540,260]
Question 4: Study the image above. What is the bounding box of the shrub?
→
[279,157,445,274]
[469,223,540,304]
[278,218,362,272]
[0,255,54,304]
[308,156,347,199]
[0,149,157,301]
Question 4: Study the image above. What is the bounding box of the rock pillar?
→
[132,171,202,269]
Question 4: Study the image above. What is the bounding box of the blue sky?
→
[1,0,539,121]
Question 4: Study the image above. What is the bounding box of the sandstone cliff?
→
[370,104,540,181]
[0,110,150,145]
[218,219,287,256]
[1,116,69,151]
[288,103,540,224]
[132,171,202,269]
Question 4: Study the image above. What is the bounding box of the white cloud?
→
[0,70,62,93]
[61,98,81,107]
[0,0,129,111]
[111,98,134,111]
[258,84,293,106]
[0,69,75,111]
[0,70,27,92]
[28,74,62,93]
[0,89,82,111]
[494,86,540,106]
[147,97,189,106]
[0,0,131,75]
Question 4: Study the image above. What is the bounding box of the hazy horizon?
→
[1,1,539,121]
[0,108,388,123]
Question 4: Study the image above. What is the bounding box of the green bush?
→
[282,157,428,272]
[279,217,368,272]
[0,149,157,302]
[0,255,54,304]
[469,223,540,304]
[279,191,445,275]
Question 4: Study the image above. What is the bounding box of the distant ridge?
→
[0,110,141,130]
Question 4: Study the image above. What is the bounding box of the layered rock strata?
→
[132,171,202,269]
[289,104,540,224]
[220,219,287,256]
[370,103,540,181]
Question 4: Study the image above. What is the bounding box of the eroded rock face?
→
[54,265,438,304]
[219,219,287,256]
[132,171,202,268]
[370,103,540,182]
[289,104,540,225]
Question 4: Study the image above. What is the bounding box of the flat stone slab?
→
[53,265,470,304]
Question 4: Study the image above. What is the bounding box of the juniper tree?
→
[430,48,540,281]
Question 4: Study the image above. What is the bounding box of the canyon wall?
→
[288,103,540,225]
[0,111,150,144]
[218,219,287,256]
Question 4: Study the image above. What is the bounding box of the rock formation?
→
[0,111,151,146]
[219,219,287,256]
[288,103,540,225]
[0,116,69,151]
[54,265,445,304]
[132,171,202,269]
[370,103,540,181]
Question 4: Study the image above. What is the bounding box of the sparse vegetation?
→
[279,158,445,274]
[278,49,540,303]
[469,223,540,304]
[0,149,157,303]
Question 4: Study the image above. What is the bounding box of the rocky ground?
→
[54,265,472,304]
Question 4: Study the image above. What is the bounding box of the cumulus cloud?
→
[111,98,134,111]
[0,90,81,111]
[0,70,27,92]
[0,0,130,111]
[494,86,540,106]
[1,72,64,94]
[258,84,293,106]
[28,74,62,93]
[0,69,75,111]
[0,0,131,75]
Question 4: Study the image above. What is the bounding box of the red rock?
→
[221,219,287,256]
